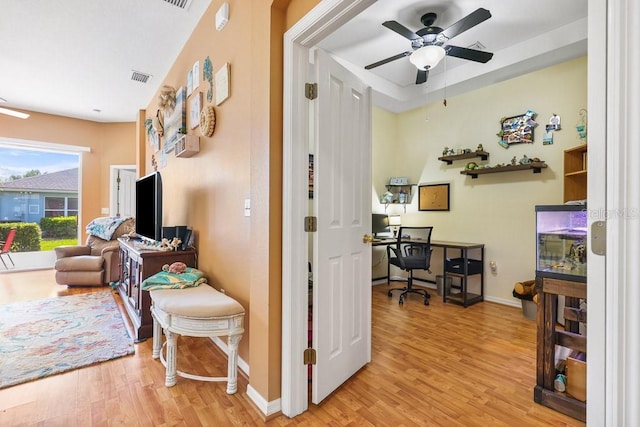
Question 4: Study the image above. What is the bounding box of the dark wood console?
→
[117,237,196,342]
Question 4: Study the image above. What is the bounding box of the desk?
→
[373,239,485,307]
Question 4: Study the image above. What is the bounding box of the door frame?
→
[281,0,376,418]
[283,0,631,422]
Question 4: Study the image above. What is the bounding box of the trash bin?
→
[521,300,537,320]
[436,275,453,296]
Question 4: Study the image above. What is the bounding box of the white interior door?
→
[312,48,372,404]
[110,166,136,217]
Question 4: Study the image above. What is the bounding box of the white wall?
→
[373,56,588,305]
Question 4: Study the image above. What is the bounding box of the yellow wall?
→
[0,112,135,241]
[373,56,588,303]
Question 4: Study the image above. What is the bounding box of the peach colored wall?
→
[139,0,320,405]
[0,112,135,241]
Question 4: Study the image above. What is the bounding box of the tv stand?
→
[117,237,196,342]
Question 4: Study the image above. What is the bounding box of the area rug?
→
[0,290,134,389]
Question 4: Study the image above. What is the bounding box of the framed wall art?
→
[189,91,202,130]
[419,183,450,211]
[497,110,537,148]
[215,62,230,105]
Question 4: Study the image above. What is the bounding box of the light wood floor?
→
[0,270,584,426]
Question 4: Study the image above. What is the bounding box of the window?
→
[44,197,78,217]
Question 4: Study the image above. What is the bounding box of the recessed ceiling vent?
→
[131,71,152,83]
[161,0,192,10]
[467,41,486,50]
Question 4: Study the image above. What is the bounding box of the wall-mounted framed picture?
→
[419,183,450,211]
[215,62,230,105]
[189,91,202,130]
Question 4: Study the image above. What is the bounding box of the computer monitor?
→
[372,214,389,238]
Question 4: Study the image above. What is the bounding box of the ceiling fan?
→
[365,8,494,85]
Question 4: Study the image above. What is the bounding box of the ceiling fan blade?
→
[445,45,493,63]
[441,8,491,40]
[364,51,412,70]
[382,20,420,40]
[416,69,429,85]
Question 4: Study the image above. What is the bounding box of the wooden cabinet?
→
[564,145,587,202]
[534,275,586,422]
[117,238,196,342]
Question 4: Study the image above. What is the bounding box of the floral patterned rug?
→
[0,290,134,389]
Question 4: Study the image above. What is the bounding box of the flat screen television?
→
[372,213,389,238]
[135,171,163,241]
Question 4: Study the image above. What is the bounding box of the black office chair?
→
[387,226,433,305]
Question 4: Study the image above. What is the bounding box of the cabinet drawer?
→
[446,258,483,275]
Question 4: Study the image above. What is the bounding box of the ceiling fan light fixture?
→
[409,45,446,70]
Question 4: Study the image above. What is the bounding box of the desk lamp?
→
[388,215,401,238]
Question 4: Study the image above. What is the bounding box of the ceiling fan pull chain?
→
[443,56,448,107]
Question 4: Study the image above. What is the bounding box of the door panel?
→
[312,48,372,404]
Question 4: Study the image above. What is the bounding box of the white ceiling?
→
[0,0,587,123]
[0,0,212,123]
[318,0,588,113]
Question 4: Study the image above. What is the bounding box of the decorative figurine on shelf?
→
[398,190,407,204]
[380,191,394,204]
[443,147,450,156]
[448,148,455,155]
[476,144,484,152]
[519,155,532,165]
[511,156,517,165]
[465,162,478,171]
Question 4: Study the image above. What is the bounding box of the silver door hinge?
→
[304,216,317,232]
[303,348,316,365]
[305,83,318,100]
[591,221,606,255]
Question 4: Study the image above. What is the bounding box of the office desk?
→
[373,239,485,307]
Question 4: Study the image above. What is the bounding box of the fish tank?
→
[536,205,587,281]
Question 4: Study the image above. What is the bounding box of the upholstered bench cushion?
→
[54,255,104,272]
[150,284,244,318]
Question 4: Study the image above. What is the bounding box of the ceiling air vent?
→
[161,0,192,10]
[131,71,152,83]
[467,41,486,50]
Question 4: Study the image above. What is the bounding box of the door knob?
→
[363,234,374,243]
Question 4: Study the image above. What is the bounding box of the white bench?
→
[150,284,245,394]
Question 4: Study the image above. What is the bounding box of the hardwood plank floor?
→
[0,270,584,426]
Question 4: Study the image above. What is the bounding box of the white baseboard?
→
[483,295,521,308]
[209,336,281,417]
[246,385,282,417]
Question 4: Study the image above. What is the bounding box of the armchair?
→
[54,217,135,286]
[387,226,433,305]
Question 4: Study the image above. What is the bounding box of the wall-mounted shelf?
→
[175,134,200,158]
[438,151,489,165]
[460,162,547,179]
[383,184,415,212]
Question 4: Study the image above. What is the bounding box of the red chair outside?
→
[0,228,17,269]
